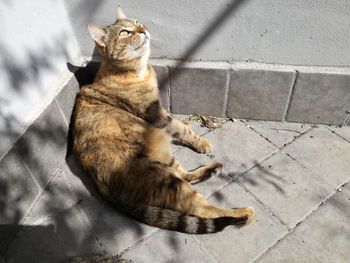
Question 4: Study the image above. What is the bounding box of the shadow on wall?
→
[0,30,76,149]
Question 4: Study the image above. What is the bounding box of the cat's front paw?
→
[195,138,212,153]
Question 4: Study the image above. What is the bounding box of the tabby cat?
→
[72,7,254,234]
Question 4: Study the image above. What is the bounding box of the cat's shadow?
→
[65,60,107,200]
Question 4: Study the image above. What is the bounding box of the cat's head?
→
[87,7,150,69]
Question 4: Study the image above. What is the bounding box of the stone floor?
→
[2,115,350,263]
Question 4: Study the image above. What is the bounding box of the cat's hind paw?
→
[195,138,213,153]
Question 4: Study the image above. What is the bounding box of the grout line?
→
[54,99,69,128]
[325,126,350,144]
[118,229,160,257]
[0,143,14,163]
[166,66,171,112]
[222,69,231,117]
[342,110,350,126]
[20,165,64,226]
[2,162,65,257]
[281,150,308,169]
[282,70,298,122]
[280,150,326,185]
[13,146,42,195]
[205,147,281,200]
[149,57,350,74]
[168,66,174,113]
[192,236,218,263]
[250,179,350,263]
[244,119,313,150]
[236,179,287,227]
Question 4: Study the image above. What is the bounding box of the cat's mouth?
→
[136,34,150,50]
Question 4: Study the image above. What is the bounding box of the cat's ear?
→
[87,24,106,47]
[116,7,127,20]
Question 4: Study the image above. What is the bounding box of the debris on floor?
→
[188,114,226,129]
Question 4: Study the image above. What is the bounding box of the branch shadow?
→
[238,160,287,194]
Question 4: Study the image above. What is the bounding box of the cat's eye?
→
[119,30,130,37]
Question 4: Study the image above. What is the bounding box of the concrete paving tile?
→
[203,121,277,176]
[153,65,170,111]
[256,233,322,263]
[287,72,350,125]
[244,120,311,148]
[284,127,350,188]
[173,147,231,198]
[197,182,287,263]
[0,148,40,251]
[170,67,228,116]
[339,181,350,198]
[24,167,79,225]
[63,155,97,200]
[79,198,154,254]
[227,69,295,121]
[239,153,333,228]
[328,125,350,143]
[6,206,103,263]
[15,101,68,187]
[0,136,12,161]
[0,110,24,160]
[55,77,80,124]
[291,189,350,263]
[122,230,214,263]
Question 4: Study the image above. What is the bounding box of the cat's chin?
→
[136,38,150,51]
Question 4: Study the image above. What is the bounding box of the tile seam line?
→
[165,66,171,112]
[244,120,313,150]
[282,70,298,121]
[250,178,350,263]
[222,69,230,117]
[2,169,78,259]
[279,148,336,190]
[192,236,218,263]
[118,229,160,257]
[56,161,108,252]
[204,149,283,225]
[87,56,350,73]
[20,164,67,226]
[325,126,350,144]
[205,147,281,200]
[343,110,350,126]
[1,146,47,258]
[54,99,69,128]
[236,180,287,227]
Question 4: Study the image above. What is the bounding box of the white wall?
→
[65,0,350,67]
[0,0,81,148]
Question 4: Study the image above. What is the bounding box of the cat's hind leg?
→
[153,175,255,224]
[169,158,223,184]
[166,118,212,153]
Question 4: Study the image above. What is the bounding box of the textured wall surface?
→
[0,0,81,158]
[65,0,350,66]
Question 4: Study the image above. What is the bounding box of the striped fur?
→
[72,8,254,235]
[109,198,249,234]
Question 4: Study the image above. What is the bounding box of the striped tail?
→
[110,198,249,234]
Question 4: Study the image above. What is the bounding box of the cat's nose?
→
[139,27,146,34]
